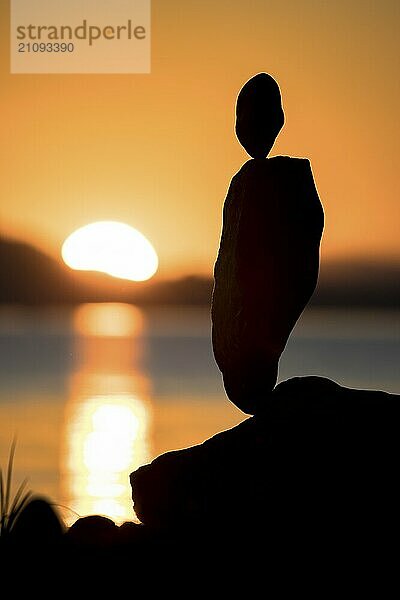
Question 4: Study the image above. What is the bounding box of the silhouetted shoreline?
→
[2,376,398,589]
[1,237,399,307]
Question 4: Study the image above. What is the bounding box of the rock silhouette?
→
[130,377,399,552]
[211,73,324,414]
[129,74,398,569]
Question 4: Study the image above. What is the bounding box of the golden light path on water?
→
[61,303,151,526]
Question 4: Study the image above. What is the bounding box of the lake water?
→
[0,303,398,526]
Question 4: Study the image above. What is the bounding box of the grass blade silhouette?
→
[0,467,4,534]
[0,438,32,536]
[5,438,17,523]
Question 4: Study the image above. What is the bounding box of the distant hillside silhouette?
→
[0,237,76,303]
[313,259,400,308]
[0,236,213,305]
[0,237,398,307]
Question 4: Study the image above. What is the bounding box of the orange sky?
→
[0,0,399,279]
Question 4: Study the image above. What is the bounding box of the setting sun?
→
[61,221,158,282]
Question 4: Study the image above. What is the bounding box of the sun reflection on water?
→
[61,303,151,526]
[73,302,145,338]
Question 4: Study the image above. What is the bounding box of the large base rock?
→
[131,377,399,552]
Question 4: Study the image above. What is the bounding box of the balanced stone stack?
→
[130,74,398,565]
